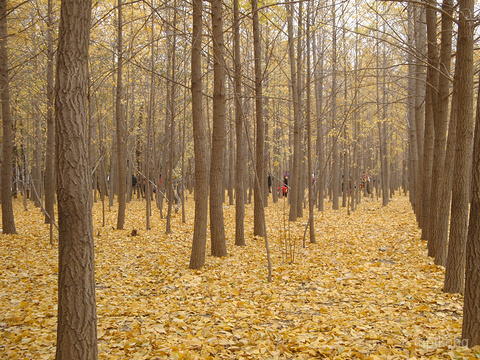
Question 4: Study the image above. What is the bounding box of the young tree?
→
[116,0,127,230]
[252,0,265,237]
[314,31,325,212]
[306,4,315,244]
[145,11,155,231]
[414,4,426,225]
[0,0,16,235]
[166,11,177,234]
[287,0,300,220]
[407,3,418,209]
[331,0,340,211]
[234,0,246,246]
[54,0,97,357]
[44,0,55,225]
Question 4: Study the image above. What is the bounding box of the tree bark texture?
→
[462,77,480,347]
[444,0,475,294]
[54,0,97,357]
[428,0,453,260]
[209,0,227,257]
[421,0,438,241]
[189,0,208,269]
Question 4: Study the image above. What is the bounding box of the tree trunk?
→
[421,0,438,241]
[228,106,234,206]
[287,0,300,221]
[0,0,16,235]
[145,13,155,231]
[189,0,208,269]
[116,0,126,230]
[295,2,304,218]
[166,12,177,235]
[331,0,339,211]
[44,0,55,224]
[306,5,315,243]
[462,75,480,347]
[381,30,389,207]
[98,107,107,227]
[428,0,453,260]
[314,32,325,212]
[252,0,265,237]
[33,103,42,208]
[233,0,245,246]
[407,2,418,211]
[209,0,227,257]
[414,4,426,225]
[444,0,475,294]
[54,0,97,357]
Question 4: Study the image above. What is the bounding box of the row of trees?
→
[1,0,479,356]
[7,0,409,240]
[406,0,480,345]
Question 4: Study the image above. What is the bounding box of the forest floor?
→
[1,193,479,359]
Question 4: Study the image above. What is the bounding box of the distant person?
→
[132,174,137,193]
[282,171,289,197]
[283,171,289,186]
[267,173,272,193]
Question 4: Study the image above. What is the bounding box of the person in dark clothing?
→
[267,173,272,193]
[282,171,289,197]
[132,174,137,194]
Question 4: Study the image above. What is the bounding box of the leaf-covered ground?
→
[1,194,479,359]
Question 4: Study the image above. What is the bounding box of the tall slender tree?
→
[189,0,208,269]
[428,0,453,262]
[234,0,246,246]
[306,3,315,244]
[421,0,438,240]
[0,0,16,235]
[287,0,300,221]
[252,0,265,237]
[444,0,475,294]
[166,7,177,234]
[414,4,426,225]
[209,0,227,257]
[331,0,339,210]
[407,2,418,211]
[314,31,325,212]
[116,0,127,230]
[44,0,55,224]
[145,10,155,231]
[295,2,304,218]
